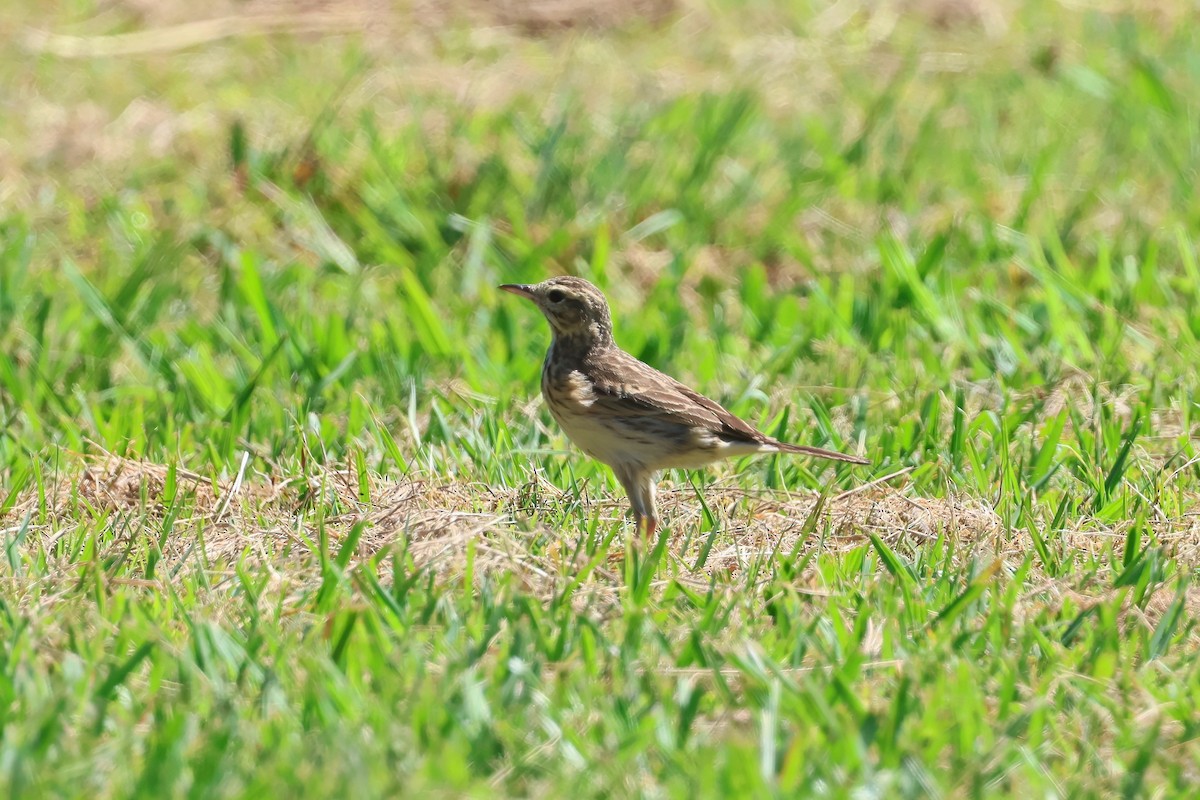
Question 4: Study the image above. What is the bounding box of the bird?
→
[500,276,869,539]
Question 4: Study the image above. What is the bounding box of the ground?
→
[1,0,1199,796]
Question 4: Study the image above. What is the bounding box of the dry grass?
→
[11,450,1196,642]
[0,451,1102,585]
[20,451,1200,565]
[0,452,980,557]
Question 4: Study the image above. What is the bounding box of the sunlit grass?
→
[1,1,1199,796]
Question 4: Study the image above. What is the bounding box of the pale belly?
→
[543,371,772,472]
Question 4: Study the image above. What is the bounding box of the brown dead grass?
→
[16,451,1200,572]
[6,451,1200,634]
[7,452,995,572]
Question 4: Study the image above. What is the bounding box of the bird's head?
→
[499,276,614,347]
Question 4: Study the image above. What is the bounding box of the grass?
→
[2,0,1200,796]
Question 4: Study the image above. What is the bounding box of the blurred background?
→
[2,0,1198,489]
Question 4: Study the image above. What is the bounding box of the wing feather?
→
[586,350,771,446]
[583,350,869,465]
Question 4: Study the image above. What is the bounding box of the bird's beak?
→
[499,284,535,300]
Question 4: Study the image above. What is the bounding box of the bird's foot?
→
[644,517,658,541]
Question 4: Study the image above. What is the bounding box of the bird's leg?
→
[632,474,660,540]
[615,464,658,541]
[641,474,660,540]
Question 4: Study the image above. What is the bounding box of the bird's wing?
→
[585,350,870,465]
[587,350,768,445]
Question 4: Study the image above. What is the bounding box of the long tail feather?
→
[773,441,870,465]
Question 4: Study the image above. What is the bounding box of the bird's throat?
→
[551,321,614,358]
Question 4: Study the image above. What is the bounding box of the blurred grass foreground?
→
[2,0,1200,797]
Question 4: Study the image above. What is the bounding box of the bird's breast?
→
[542,369,599,427]
[541,368,631,465]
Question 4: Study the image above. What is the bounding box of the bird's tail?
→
[773,441,870,465]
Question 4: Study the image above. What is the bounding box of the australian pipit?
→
[500,276,868,538]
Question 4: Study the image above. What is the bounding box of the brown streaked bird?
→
[500,276,869,539]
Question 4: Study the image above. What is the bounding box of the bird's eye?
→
[547,290,565,303]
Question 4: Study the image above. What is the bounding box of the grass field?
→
[3,0,1200,796]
